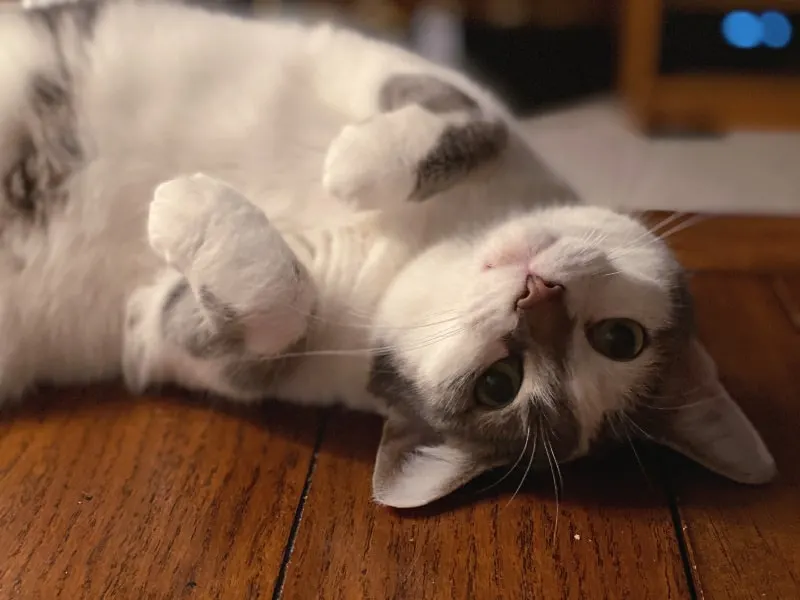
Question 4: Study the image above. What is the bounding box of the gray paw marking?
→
[379,73,479,113]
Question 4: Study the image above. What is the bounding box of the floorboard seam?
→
[271,412,329,600]
[665,480,701,600]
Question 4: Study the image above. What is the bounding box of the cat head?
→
[368,204,776,508]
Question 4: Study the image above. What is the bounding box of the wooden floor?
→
[2,214,800,599]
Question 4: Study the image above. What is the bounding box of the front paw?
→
[323,105,438,209]
[148,173,272,276]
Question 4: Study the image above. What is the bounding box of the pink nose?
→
[517,275,564,309]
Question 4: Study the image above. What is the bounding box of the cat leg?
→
[323,74,510,209]
[123,173,315,401]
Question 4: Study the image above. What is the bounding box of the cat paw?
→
[149,173,256,273]
[148,173,314,352]
[323,105,440,209]
[147,173,284,276]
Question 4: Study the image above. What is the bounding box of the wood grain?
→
[772,275,800,332]
[670,275,800,599]
[279,412,691,600]
[639,212,800,272]
[618,0,663,129]
[650,76,800,133]
[3,251,800,597]
[0,388,321,599]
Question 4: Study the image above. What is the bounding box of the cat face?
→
[368,204,776,508]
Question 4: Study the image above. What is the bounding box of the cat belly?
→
[269,225,408,413]
[0,171,164,398]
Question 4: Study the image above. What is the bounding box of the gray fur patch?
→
[626,269,697,429]
[411,120,509,201]
[368,351,426,412]
[160,277,308,394]
[198,285,239,328]
[1,70,82,225]
[221,335,307,395]
[379,74,479,114]
[368,347,580,470]
[160,278,245,359]
[29,0,102,45]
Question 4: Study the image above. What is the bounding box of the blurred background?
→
[231,0,800,215]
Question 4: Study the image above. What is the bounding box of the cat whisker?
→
[600,270,623,279]
[302,308,463,331]
[635,397,715,412]
[285,301,462,330]
[619,412,655,442]
[540,419,560,544]
[609,212,701,257]
[264,324,466,361]
[609,211,684,254]
[635,383,722,411]
[648,211,687,236]
[503,426,538,510]
[657,213,711,240]
[479,426,530,495]
[609,413,651,484]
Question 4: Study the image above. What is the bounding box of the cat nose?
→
[517,275,564,309]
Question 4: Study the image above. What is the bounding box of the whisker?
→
[265,324,467,361]
[541,420,561,544]
[610,413,651,485]
[479,425,530,495]
[284,301,462,330]
[635,397,715,412]
[658,213,711,240]
[619,412,655,442]
[503,426,538,510]
[648,211,687,236]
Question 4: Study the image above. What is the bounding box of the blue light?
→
[721,11,764,49]
[761,11,793,49]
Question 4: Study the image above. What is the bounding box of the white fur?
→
[0,1,543,403]
[0,2,775,504]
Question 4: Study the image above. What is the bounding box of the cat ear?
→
[646,338,776,484]
[372,416,487,508]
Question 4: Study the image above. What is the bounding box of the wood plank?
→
[618,0,663,128]
[650,75,800,133]
[772,274,800,332]
[0,388,321,599]
[639,212,800,272]
[280,412,691,600]
[670,274,800,599]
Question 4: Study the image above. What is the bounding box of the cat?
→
[0,0,776,508]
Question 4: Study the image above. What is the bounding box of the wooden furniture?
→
[2,214,800,599]
[619,0,800,132]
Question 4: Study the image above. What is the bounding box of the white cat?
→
[0,0,775,508]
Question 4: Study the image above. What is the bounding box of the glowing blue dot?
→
[722,11,764,49]
[761,11,793,49]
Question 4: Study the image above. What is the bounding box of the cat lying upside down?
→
[0,0,775,508]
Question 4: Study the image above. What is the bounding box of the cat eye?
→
[586,318,647,361]
[474,355,524,409]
